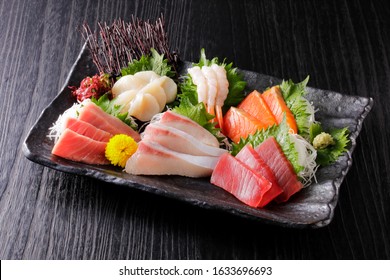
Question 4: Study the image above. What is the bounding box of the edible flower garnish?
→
[105,134,138,168]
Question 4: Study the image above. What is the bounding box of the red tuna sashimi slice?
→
[78,101,141,141]
[125,141,219,177]
[52,128,109,165]
[254,137,302,203]
[65,118,112,142]
[210,153,272,208]
[235,145,283,207]
[143,123,227,157]
[156,111,219,148]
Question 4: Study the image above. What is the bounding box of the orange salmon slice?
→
[223,107,270,143]
[238,90,277,128]
[261,86,298,133]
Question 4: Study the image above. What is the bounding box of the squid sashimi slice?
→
[52,129,109,165]
[128,93,161,122]
[78,101,141,142]
[235,145,283,207]
[65,118,112,142]
[156,111,219,148]
[210,153,272,208]
[254,137,303,203]
[111,75,146,97]
[143,123,227,157]
[125,141,219,177]
[139,80,167,111]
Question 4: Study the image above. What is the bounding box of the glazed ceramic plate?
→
[23,44,373,228]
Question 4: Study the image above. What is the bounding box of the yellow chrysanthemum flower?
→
[105,134,138,168]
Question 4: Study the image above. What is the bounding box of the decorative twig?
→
[82,15,178,76]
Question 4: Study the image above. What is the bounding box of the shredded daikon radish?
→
[289,133,318,187]
[47,100,90,143]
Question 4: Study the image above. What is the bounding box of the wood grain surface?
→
[0,0,389,259]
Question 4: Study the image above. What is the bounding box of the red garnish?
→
[70,73,111,102]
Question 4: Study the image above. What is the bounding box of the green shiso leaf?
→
[120,48,175,78]
[232,117,303,175]
[280,76,313,139]
[172,96,220,138]
[313,124,350,166]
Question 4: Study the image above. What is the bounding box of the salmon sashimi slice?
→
[125,141,220,177]
[254,137,302,203]
[210,153,272,208]
[156,111,219,148]
[223,107,270,143]
[238,90,277,127]
[78,101,141,141]
[261,86,297,133]
[52,128,109,165]
[143,123,227,157]
[65,118,112,142]
[235,145,283,207]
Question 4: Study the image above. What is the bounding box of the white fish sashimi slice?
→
[201,66,218,110]
[111,75,146,97]
[134,71,160,83]
[128,93,161,122]
[139,79,167,111]
[143,123,227,157]
[187,66,208,104]
[125,141,219,177]
[157,76,177,103]
[154,111,220,148]
[211,64,229,106]
[112,89,138,113]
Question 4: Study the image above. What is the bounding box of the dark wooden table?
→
[0,0,389,259]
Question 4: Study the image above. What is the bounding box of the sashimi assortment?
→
[47,16,350,209]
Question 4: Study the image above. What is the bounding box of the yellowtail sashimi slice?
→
[143,123,227,157]
[125,141,219,177]
[153,111,219,148]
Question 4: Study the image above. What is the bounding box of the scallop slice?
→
[128,93,161,122]
[112,90,138,113]
[139,80,167,111]
[156,76,177,103]
[134,71,160,83]
[112,75,146,97]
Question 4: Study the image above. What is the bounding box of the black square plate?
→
[23,44,373,228]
